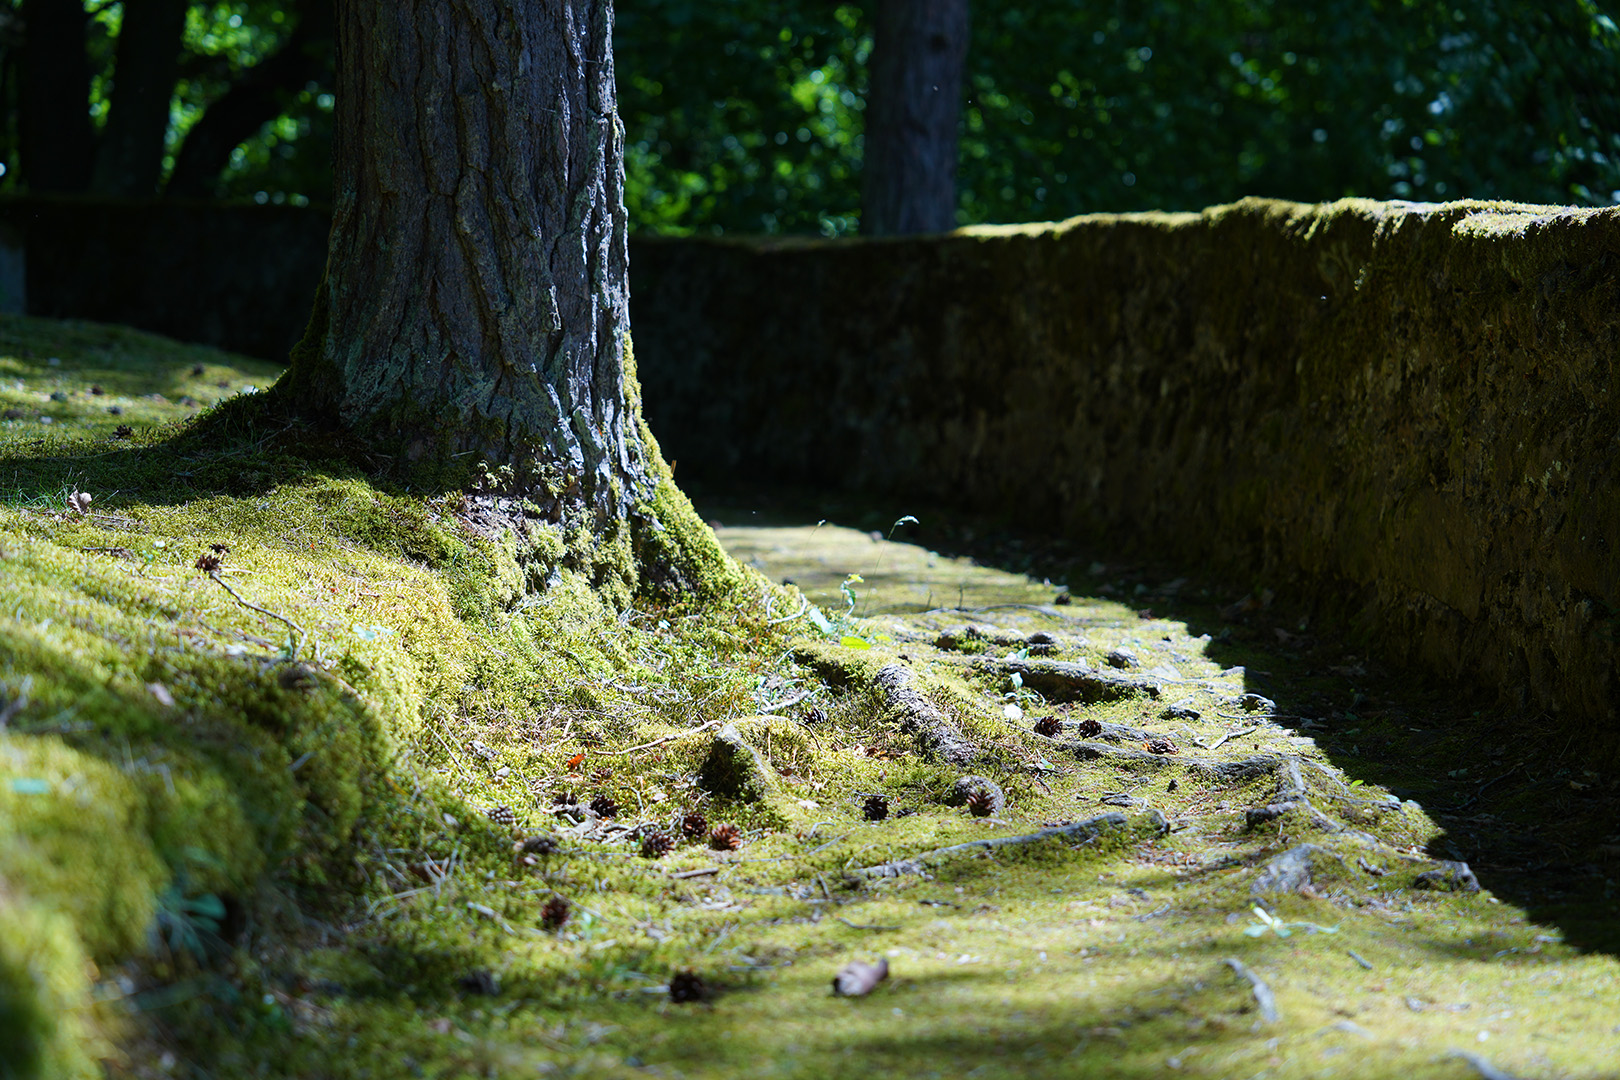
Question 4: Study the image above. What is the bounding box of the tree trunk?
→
[861,0,969,236]
[275,0,727,600]
[91,0,189,197]
[18,0,95,193]
[165,0,335,200]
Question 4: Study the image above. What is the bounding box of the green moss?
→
[4,314,1619,1080]
[0,894,103,1080]
[0,739,166,958]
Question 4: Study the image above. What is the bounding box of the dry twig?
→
[1224,958,1279,1023]
[207,571,305,659]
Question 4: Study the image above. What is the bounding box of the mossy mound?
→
[0,315,774,1077]
[4,315,1619,1080]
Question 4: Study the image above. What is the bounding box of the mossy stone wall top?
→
[631,197,1620,740]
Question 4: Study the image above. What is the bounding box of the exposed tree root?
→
[1448,1050,1522,1080]
[1251,843,1332,895]
[1185,755,1284,782]
[1059,739,1281,781]
[1245,757,1342,831]
[1245,757,1482,895]
[850,811,1167,880]
[1058,719,1158,742]
[874,662,980,766]
[940,655,1164,702]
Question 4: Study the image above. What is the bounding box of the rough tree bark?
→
[861,0,969,236]
[91,0,189,197]
[273,0,731,600]
[18,0,96,192]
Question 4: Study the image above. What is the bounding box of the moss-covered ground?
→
[2,315,1617,1079]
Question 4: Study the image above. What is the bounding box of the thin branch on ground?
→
[207,570,305,659]
[602,717,724,756]
[755,689,814,714]
[851,811,1163,879]
[1224,957,1279,1023]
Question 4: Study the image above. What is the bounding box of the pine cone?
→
[540,896,570,931]
[552,791,578,807]
[589,794,618,819]
[803,706,828,725]
[194,552,222,573]
[1145,738,1178,755]
[113,424,134,439]
[514,833,559,856]
[862,794,890,821]
[1075,718,1103,738]
[668,969,707,1003]
[709,823,742,851]
[1032,715,1063,738]
[679,811,708,840]
[487,805,518,827]
[640,830,674,859]
[965,789,998,817]
[947,775,1005,816]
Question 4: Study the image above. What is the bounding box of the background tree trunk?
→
[165,0,336,200]
[861,0,969,236]
[91,0,188,197]
[18,0,95,192]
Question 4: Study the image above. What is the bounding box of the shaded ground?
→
[706,489,1620,957]
[2,317,1618,1080]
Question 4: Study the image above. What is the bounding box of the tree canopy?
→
[1,0,1616,228]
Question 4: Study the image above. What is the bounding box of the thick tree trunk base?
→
[265,281,742,609]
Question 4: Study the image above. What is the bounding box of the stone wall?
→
[3,194,1614,736]
[631,198,1620,737]
[0,196,329,360]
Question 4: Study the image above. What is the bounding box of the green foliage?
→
[5,1,1612,220]
[962,0,1620,219]
[0,0,329,203]
[170,3,321,203]
[617,0,1620,230]
[615,1,869,235]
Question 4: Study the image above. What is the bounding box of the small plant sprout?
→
[1243,905,1339,939]
[841,572,863,615]
[869,514,920,579]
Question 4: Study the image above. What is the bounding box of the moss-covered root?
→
[624,330,754,607]
[631,419,750,605]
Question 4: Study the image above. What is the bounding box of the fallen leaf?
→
[832,958,889,997]
[566,752,585,770]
